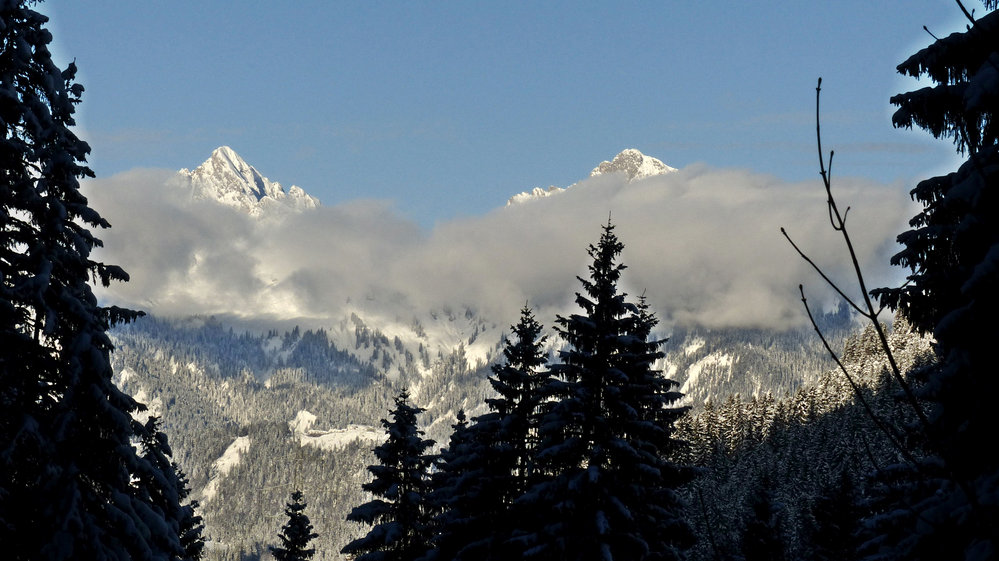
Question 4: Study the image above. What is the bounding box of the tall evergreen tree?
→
[134,416,206,561]
[176,469,206,561]
[271,489,318,561]
[866,4,999,559]
[0,2,183,559]
[423,410,476,561]
[519,221,693,561]
[483,305,549,496]
[342,390,435,561]
[429,307,550,561]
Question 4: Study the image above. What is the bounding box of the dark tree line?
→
[343,222,694,561]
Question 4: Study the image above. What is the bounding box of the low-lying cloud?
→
[84,164,916,330]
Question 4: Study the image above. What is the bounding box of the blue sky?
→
[45,2,968,227]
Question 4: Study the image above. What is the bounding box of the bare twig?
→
[956,0,976,25]
[798,285,918,466]
[799,78,932,436]
[781,227,866,316]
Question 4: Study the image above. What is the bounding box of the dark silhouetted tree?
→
[805,469,860,561]
[342,390,435,561]
[271,490,318,561]
[424,410,476,561]
[518,221,693,561]
[135,416,206,560]
[428,307,550,561]
[861,5,999,560]
[0,2,189,560]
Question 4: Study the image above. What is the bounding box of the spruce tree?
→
[520,221,693,561]
[271,490,319,561]
[176,469,206,561]
[0,2,183,559]
[482,305,549,496]
[342,390,435,561]
[135,416,206,561]
[865,5,999,559]
[429,307,550,561]
[424,410,477,561]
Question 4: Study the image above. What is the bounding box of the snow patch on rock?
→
[590,148,677,181]
[202,435,251,503]
[290,409,382,451]
[680,352,734,397]
[684,338,706,357]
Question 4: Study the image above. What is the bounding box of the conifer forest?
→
[2,1,999,560]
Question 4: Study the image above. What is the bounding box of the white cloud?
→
[84,163,916,330]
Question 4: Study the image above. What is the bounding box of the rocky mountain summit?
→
[177,146,320,216]
[507,148,676,206]
[589,148,677,181]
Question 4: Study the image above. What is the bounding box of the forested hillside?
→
[106,299,852,559]
[677,318,934,560]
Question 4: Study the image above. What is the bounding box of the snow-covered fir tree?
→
[270,490,319,561]
[0,2,187,559]
[427,306,550,561]
[134,416,206,561]
[342,390,436,561]
[518,221,694,561]
[864,3,999,558]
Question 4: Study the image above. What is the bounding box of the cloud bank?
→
[84,164,916,330]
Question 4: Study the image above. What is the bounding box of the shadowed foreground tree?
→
[0,2,189,559]
[517,221,694,561]
[784,3,999,559]
[427,306,550,561]
[863,4,999,558]
[271,490,318,561]
[135,416,206,561]
[342,390,435,561]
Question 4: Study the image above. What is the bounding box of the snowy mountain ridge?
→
[177,146,320,217]
[590,148,678,180]
[507,148,677,206]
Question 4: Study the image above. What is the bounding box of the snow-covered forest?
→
[2,1,998,560]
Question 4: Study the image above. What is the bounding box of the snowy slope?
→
[290,410,382,451]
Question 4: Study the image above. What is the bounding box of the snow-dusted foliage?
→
[0,3,193,559]
[341,391,436,561]
[675,318,935,561]
[865,4,999,559]
[514,222,694,561]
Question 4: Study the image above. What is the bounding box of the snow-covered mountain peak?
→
[589,148,677,181]
[177,146,320,217]
[507,149,676,206]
